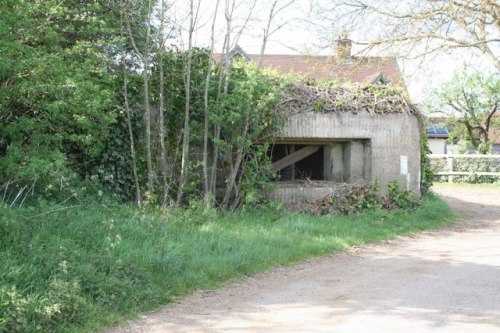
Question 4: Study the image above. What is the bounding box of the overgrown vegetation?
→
[0,196,454,332]
[1,0,434,208]
[287,180,422,215]
[277,82,419,116]
[0,0,284,208]
[0,0,124,202]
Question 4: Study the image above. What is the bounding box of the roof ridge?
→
[245,53,396,59]
[215,46,404,86]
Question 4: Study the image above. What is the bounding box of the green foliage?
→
[0,197,454,332]
[0,5,284,205]
[211,60,284,205]
[451,157,500,183]
[0,0,124,200]
[0,264,87,333]
[387,180,422,209]
[314,100,325,111]
[420,125,434,195]
[436,70,499,153]
[89,104,144,202]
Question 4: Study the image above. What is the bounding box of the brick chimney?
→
[335,31,352,59]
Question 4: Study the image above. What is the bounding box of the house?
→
[219,36,421,203]
[427,124,449,154]
[219,34,405,86]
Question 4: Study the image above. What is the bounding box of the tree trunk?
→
[122,62,142,207]
[222,113,249,209]
[176,0,198,205]
[123,0,154,197]
[158,0,170,205]
[203,0,221,206]
[143,56,154,195]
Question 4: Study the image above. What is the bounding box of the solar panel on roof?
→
[427,125,449,136]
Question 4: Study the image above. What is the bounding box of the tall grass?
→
[0,195,454,332]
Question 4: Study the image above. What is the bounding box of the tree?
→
[317,0,500,70]
[177,0,202,205]
[437,70,499,153]
[120,7,143,207]
[0,0,123,198]
[122,0,156,196]
[257,0,296,68]
[156,0,178,204]
[204,0,257,206]
[202,0,221,205]
[217,0,258,209]
[217,60,282,209]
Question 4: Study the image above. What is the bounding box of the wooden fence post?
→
[447,155,453,183]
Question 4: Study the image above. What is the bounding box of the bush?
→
[0,145,73,203]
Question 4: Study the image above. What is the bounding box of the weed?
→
[387,180,422,209]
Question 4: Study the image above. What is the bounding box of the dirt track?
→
[109,185,500,333]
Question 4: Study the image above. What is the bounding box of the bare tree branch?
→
[316,0,500,69]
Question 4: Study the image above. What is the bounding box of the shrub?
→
[387,180,422,209]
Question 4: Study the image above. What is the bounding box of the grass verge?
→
[0,194,455,332]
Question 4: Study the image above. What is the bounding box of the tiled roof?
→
[214,47,405,87]
[246,54,405,86]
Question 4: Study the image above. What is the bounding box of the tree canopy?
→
[436,70,499,153]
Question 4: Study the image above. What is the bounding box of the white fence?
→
[429,154,500,182]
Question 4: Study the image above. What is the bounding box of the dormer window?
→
[371,73,390,85]
[221,45,250,65]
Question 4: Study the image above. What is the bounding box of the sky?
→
[173,0,498,106]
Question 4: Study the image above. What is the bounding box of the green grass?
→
[0,195,455,332]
